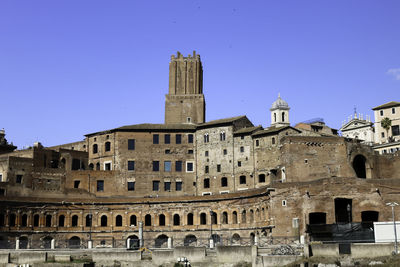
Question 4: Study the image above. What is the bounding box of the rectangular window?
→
[217,164,221,172]
[188,149,194,154]
[128,160,135,171]
[240,146,244,152]
[175,161,182,172]
[153,134,159,144]
[188,134,193,143]
[176,181,182,191]
[16,175,23,184]
[153,161,159,171]
[97,180,104,192]
[104,162,111,171]
[381,132,385,138]
[205,151,209,157]
[164,161,171,172]
[176,134,182,144]
[223,149,227,155]
[186,162,194,172]
[204,178,210,188]
[165,149,170,154]
[164,134,170,144]
[392,125,400,136]
[241,135,244,140]
[204,134,209,143]
[152,181,160,191]
[393,108,396,114]
[128,139,135,150]
[240,175,246,184]
[127,182,135,191]
[380,110,384,116]
[238,161,241,167]
[74,180,80,188]
[256,140,259,147]
[205,165,209,173]
[164,181,171,191]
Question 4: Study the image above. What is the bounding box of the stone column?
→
[139,222,143,247]
[15,237,19,250]
[254,235,259,246]
[51,239,55,249]
[167,237,172,249]
[126,238,130,249]
[88,240,93,249]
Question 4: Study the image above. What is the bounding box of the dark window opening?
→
[96,162,100,170]
[116,215,122,226]
[258,174,266,183]
[200,213,207,225]
[335,198,352,223]
[211,212,217,224]
[101,215,107,226]
[176,181,182,191]
[159,214,165,226]
[128,160,135,171]
[238,161,241,167]
[204,134,209,143]
[240,175,246,184]
[205,151,209,157]
[204,178,210,188]
[353,155,366,178]
[164,134,170,144]
[93,144,98,154]
[104,162,111,171]
[223,149,227,155]
[205,165,209,173]
[392,125,400,136]
[176,134,182,144]
[21,214,27,227]
[165,149,170,154]
[164,181,171,191]
[72,215,78,227]
[272,137,276,145]
[16,175,23,184]
[222,212,228,224]
[221,177,228,187]
[153,134,159,144]
[173,214,180,225]
[130,215,137,226]
[9,214,16,227]
[86,214,92,227]
[128,139,135,150]
[34,214,40,227]
[240,146,244,152]
[282,112,285,122]
[187,213,194,225]
[72,158,80,170]
[145,214,151,226]
[242,210,246,223]
[187,162,193,172]
[153,161,159,171]
[97,180,104,192]
[188,134,193,143]
[309,212,327,225]
[361,211,379,223]
[128,182,135,191]
[153,181,160,191]
[175,161,182,172]
[232,211,238,224]
[46,215,52,227]
[51,159,59,168]
[74,180,80,188]
[256,140,259,147]
[188,149,194,154]
[217,164,221,172]
[89,163,94,170]
[105,142,111,152]
[59,215,65,227]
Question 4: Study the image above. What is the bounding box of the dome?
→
[270,94,290,111]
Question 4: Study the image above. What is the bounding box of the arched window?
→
[187,213,194,225]
[9,213,16,227]
[115,215,123,227]
[89,163,94,170]
[59,215,65,227]
[105,142,111,152]
[33,214,40,227]
[96,162,100,170]
[92,144,98,154]
[239,175,246,184]
[232,211,238,224]
[145,214,151,226]
[21,214,27,227]
[159,214,165,226]
[221,177,228,187]
[200,212,207,225]
[45,215,52,227]
[130,215,137,226]
[211,212,217,225]
[72,215,79,227]
[256,209,260,221]
[101,215,107,226]
[222,212,228,224]
[250,209,254,222]
[85,214,92,227]
[282,112,285,122]
[274,113,277,122]
[173,214,180,226]
[241,210,246,223]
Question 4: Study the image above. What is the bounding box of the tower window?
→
[153,161,160,171]
[152,181,160,191]
[240,146,244,153]
[380,110,383,116]
[392,108,396,114]
[128,161,135,171]
[204,178,210,188]
[127,182,135,191]
[97,180,104,191]
[164,181,171,191]
[274,113,277,122]
[272,137,276,145]
[175,161,182,172]
[256,140,259,147]
[92,144,98,154]
[205,151,209,157]
[221,177,228,187]
[240,175,246,184]
[204,134,209,143]
[188,134,194,143]
[217,164,221,172]
[186,162,194,172]
[205,166,209,173]
[220,132,226,141]
[105,142,111,152]
[164,134,170,144]
[223,149,227,155]
[176,181,182,191]
[74,180,80,188]
[176,134,182,144]
[128,139,135,150]
[153,134,159,144]
[282,112,285,122]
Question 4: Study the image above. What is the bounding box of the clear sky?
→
[1,0,399,148]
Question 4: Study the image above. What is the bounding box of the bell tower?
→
[165,51,205,124]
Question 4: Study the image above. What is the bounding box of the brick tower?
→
[165,51,205,124]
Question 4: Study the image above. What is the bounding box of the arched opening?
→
[58,215,65,227]
[231,233,241,245]
[335,198,352,223]
[96,162,100,170]
[127,235,139,250]
[68,236,80,249]
[187,213,194,225]
[155,234,168,248]
[145,214,151,226]
[353,154,367,178]
[45,215,52,227]
[200,213,207,225]
[43,236,52,249]
[72,215,79,227]
[85,214,92,227]
[211,212,217,225]
[274,113,276,122]
[21,214,27,227]
[222,212,228,224]
[309,212,327,225]
[115,215,123,227]
[249,209,254,222]
[130,215,137,226]
[9,214,16,227]
[159,214,165,226]
[256,209,260,221]
[89,163,94,170]
[258,174,266,183]
[33,214,40,227]
[250,233,255,245]
[211,234,220,245]
[173,214,180,226]
[105,142,111,152]
[19,236,28,249]
[241,210,246,223]
[184,235,197,246]
[92,144,98,154]
[282,112,285,122]
[101,215,107,226]
[232,211,238,224]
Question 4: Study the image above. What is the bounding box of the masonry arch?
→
[159,214,166,226]
[19,236,29,249]
[231,233,241,245]
[68,236,80,249]
[145,214,151,226]
[42,236,53,249]
[353,154,367,178]
[127,235,139,250]
[154,234,168,248]
[173,214,180,226]
[184,234,197,246]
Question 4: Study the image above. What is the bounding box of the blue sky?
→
[1,0,399,148]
